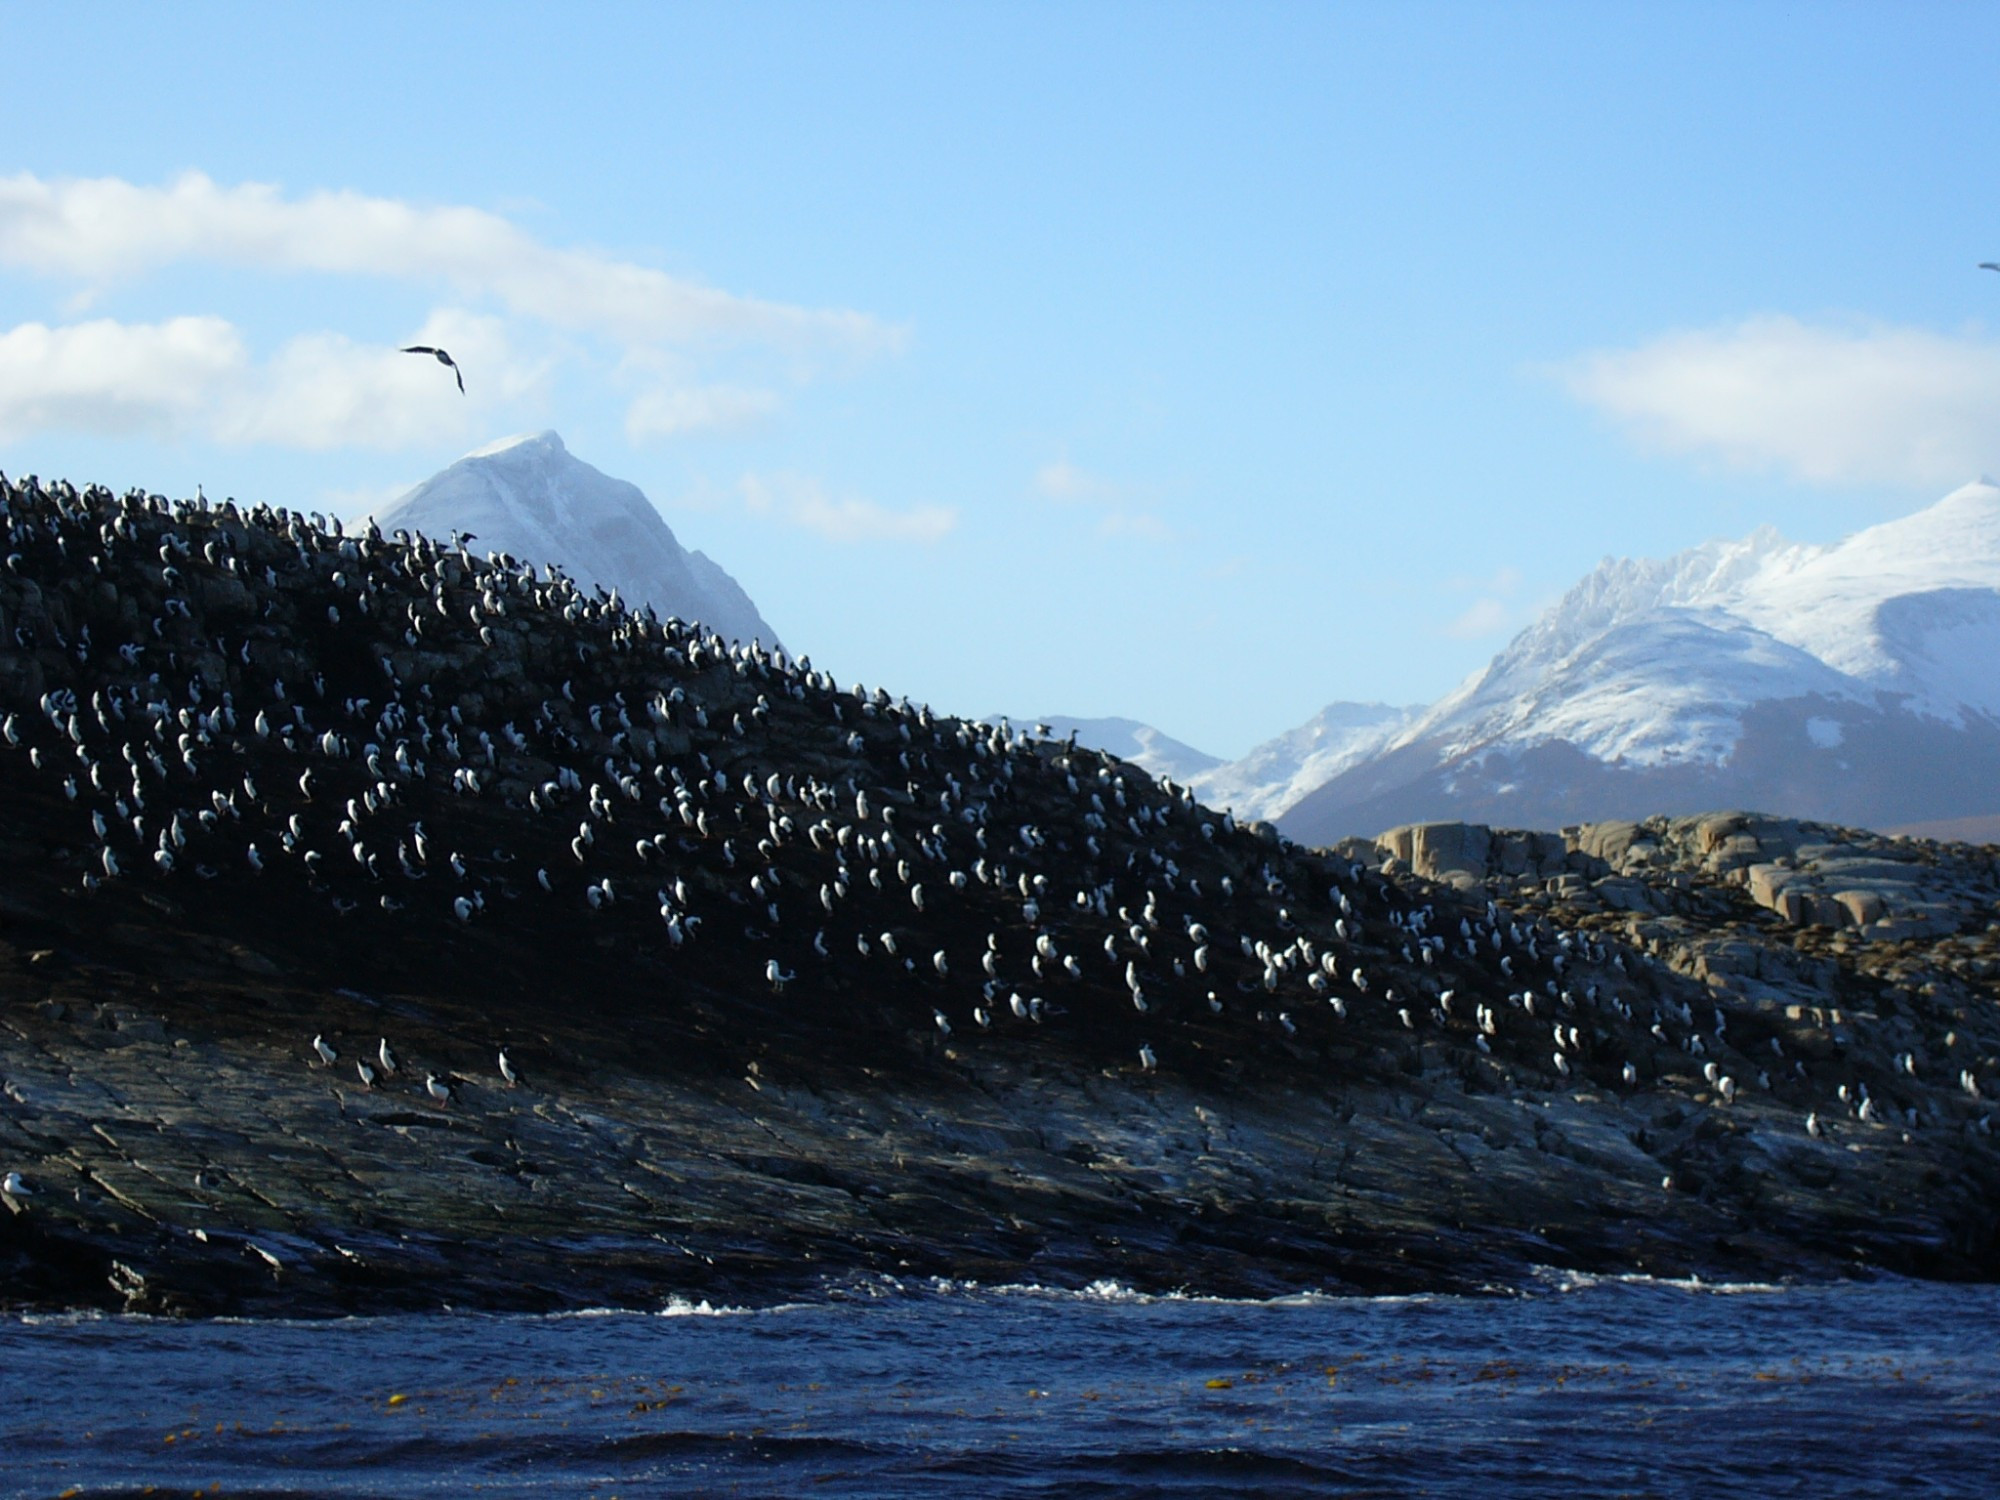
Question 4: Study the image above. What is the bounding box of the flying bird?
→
[402,345,465,393]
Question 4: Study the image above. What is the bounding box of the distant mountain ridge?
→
[375,431,779,648]
[1280,479,2000,843]
[1004,717,1223,787]
[1013,703,1420,826]
[1186,701,1420,822]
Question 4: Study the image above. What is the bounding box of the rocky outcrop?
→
[0,472,1995,1316]
[1365,812,1998,944]
[1351,813,2000,1172]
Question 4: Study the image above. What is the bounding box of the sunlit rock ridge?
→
[1281,480,2000,843]
[376,431,779,649]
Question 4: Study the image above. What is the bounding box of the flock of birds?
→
[0,466,1990,1201]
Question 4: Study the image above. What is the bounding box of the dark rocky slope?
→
[0,473,1995,1315]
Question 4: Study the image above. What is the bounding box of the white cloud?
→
[1033,453,1175,540]
[740,472,956,544]
[0,173,904,452]
[0,308,543,450]
[1442,597,1511,638]
[626,384,781,442]
[1436,565,1525,640]
[1558,315,2000,486]
[1034,456,1125,505]
[1097,511,1175,541]
[0,172,904,356]
[0,316,244,441]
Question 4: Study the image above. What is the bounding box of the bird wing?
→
[401,345,439,355]
[1982,264,2000,272]
[454,364,465,394]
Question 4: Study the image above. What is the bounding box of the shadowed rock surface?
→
[0,473,1996,1316]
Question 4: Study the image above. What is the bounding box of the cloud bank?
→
[1032,454,1174,541]
[1559,315,2000,487]
[0,172,902,451]
[0,172,901,355]
[0,309,537,450]
[740,472,956,545]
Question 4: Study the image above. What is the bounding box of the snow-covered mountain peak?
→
[374,432,780,648]
[1405,480,2000,763]
[464,429,565,460]
[1280,478,2000,843]
[1730,480,2000,704]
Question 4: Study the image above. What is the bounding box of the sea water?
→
[6,1273,1995,1498]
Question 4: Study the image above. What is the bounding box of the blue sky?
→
[5,2,2000,757]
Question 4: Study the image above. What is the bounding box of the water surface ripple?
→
[8,1274,1994,1498]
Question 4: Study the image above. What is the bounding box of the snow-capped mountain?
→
[1003,716,1223,786]
[373,432,779,648]
[1185,702,1420,823]
[1008,704,1420,825]
[1281,479,2000,844]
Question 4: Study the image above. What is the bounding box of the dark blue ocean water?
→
[6,1273,1995,1499]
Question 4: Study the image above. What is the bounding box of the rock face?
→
[1282,482,2000,843]
[375,431,779,648]
[1349,811,2000,1137]
[0,471,1995,1316]
[1363,812,2000,952]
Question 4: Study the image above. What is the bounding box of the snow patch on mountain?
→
[1396,478,2000,769]
[1185,702,1420,822]
[373,431,780,648]
[1010,704,1423,824]
[1014,716,1223,786]
[1279,478,2000,842]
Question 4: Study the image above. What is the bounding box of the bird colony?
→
[0,470,1990,1154]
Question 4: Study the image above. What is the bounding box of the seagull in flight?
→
[402,345,465,393]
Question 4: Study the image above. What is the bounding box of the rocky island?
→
[0,472,1995,1316]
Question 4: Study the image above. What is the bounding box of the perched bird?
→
[378,1038,399,1075]
[312,1034,337,1067]
[498,1048,518,1086]
[1138,1042,1158,1072]
[425,1072,453,1105]
[356,1060,377,1088]
[402,345,465,393]
[2,1171,31,1197]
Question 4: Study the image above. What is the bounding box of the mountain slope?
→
[376,431,780,648]
[1186,701,1420,823]
[1009,716,1223,786]
[1018,704,1420,825]
[1283,480,2000,843]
